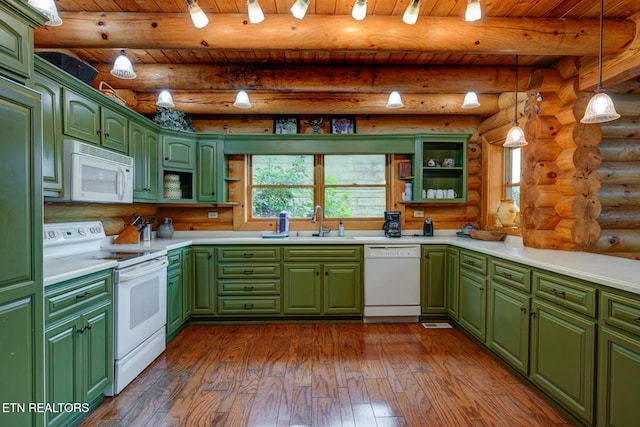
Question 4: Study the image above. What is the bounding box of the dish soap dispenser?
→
[338,220,345,237]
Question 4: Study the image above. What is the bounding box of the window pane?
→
[252,155,314,185]
[510,148,521,184]
[252,187,314,218]
[325,187,386,218]
[324,155,386,184]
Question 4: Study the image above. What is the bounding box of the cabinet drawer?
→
[217,263,281,279]
[217,296,281,314]
[489,259,531,293]
[601,291,640,336]
[283,246,362,262]
[216,246,281,262]
[533,271,596,317]
[460,250,487,275]
[167,250,182,270]
[45,271,112,322]
[217,279,280,295]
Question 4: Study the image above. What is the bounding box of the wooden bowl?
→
[469,230,507,241]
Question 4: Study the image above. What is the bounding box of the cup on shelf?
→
[446,189,457,198]
[427,158,441,167]
[422,189,427,198]
[435,189,445,199]
[443,158,455,167]
[426,188,436,199]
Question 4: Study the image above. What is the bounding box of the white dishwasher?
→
[363,244,421,322]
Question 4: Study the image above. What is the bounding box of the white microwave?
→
[50,140,134,204]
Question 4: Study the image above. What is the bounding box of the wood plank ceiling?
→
[33,0,640,116]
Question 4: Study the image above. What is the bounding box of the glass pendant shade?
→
[386,91,404,109]
[247,0,265,24]
[290,0,310,20]
[110,50,136,80]
[233,90,252,108]
[187,0,209,28]
[156,90,175,108]
[504,125,528,147]
[402,0,421,25]
[465,0,481,22]
[352,0,367,21]
[461,91,480,109]
[581,91,620,123]
[28,0,62,26]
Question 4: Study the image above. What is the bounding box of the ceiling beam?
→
[34,13,635,57]
[86,63,532,93]
[134,91,501,115]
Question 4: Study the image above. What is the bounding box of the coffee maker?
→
[382,211,402,238]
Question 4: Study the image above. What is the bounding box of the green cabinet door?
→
[81,302,112,403]
[598,326,640,427]
[458,269,487,342]
[101,107,129,153]
[530,299,595,424]
[130,121,160,201]
[446,247,460,320]
[487,281,530,375]
[163,133,196,170]
[191,247,215,315]
[0,1,40,84]
[34,73,64,197]
[197,139,218,202]
[167,268,183,337]
[182,248,192,320]
[421,246,447,314]
[283,263,322,314]
[62,88,101,144]
[324,263,361,314]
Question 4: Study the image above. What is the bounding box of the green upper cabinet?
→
[33,71,64,197]
[162,133,196,170]
[197,138,221,203]
[62,88,129,153]
[0,0,43,85]
[129,121,159,201]
[421,245,447,315]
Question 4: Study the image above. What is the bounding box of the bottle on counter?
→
[338,220,345,237]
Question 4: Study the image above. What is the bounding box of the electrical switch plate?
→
[207,212,218,219]
[414,210,424,218]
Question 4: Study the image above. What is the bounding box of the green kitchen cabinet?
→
[129,120,159,201]
[446,246,460,320]
[62,88,129,153]
[44,270,113,427]
[197,138,222,203]
[0,0,43,84]
[166,267,183,338]
[323,263,361,314]
[0,76,43,427]
[530,298,595,425]
[166,248,192,339]
[283,264,322,314]
[182,248,192,320]
[487,281,531,375]
[191,246,216,316]
[458,269,487,342]
[33,70,64,197]
[421,245,447,315]
[162,133,196,170]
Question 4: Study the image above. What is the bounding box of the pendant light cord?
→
[514,55,519,126]
[597,0,604,91]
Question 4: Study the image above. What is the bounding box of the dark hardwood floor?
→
[79,323,573,426]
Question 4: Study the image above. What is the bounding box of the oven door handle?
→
[117,257,169,282]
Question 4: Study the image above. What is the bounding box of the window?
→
[504,147,521,205]
[250,154,386,219]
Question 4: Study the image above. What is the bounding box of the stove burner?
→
[73,250,156,262]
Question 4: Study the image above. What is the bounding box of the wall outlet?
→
[207,211,218,219]
[414,210,424,218]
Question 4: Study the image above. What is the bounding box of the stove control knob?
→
[78,228,86,236]
[48,231,57,238]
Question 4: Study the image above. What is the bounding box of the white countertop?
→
[43,258,117,287]
[98,230,640,296]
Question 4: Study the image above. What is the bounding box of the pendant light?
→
[28,0,62,26]
[156,90,175,108]
[186,0,209,29]
[465,0,481,22]
[233,90,252,108]
[504,56,528,147]
[290,0,310,20]
[247,0,265,24]
[402,0,421,25]
[461,92,480,109]
[386,91,404,109]
[352,0,367,21]
[110,50,136,80]
[580,0,620,124]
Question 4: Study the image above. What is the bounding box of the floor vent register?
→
[421,322,452,329]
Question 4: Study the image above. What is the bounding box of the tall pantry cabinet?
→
[0,2,46,427]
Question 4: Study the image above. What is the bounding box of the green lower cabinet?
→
[421,245,447,315]
[217,296,281,314]
[446,247,460,320]
[324,263,361,315]
[166,268,183,338]
[598,326,640,427]
[182,248,192,320]
[458,269,487,342]
[283,264,322,314]
[487,281,530,375]
[191,247,215,316]
[530,298,595,425]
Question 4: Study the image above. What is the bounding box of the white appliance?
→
[49,140,134,203]
[363,244,421,322]
[43,221,168,396]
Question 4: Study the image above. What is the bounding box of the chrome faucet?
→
[311,205,331,237]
